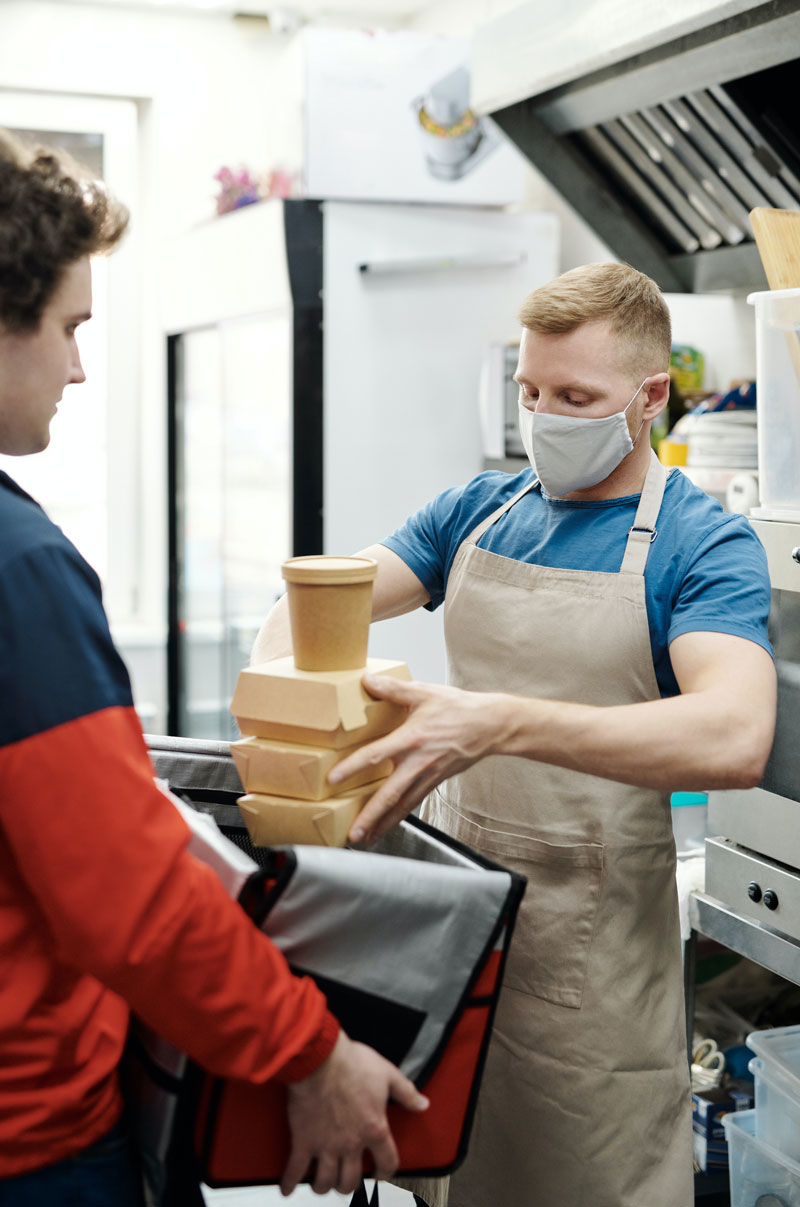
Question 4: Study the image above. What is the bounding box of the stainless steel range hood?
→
[473,0,800,291]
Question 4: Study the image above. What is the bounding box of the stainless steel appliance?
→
[472,0,800,292]
[479,340,526,467]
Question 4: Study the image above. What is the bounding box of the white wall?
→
[0,1,306,729]
[0,0,757,725]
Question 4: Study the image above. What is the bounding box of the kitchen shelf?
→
[682,890,800,1207]
[684,889,800,1104]
[687,891,800,986]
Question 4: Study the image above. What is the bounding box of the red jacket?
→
[0,707,339,1177]
[0,473,339,1177]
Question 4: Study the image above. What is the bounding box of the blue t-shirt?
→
[382,466,772,698]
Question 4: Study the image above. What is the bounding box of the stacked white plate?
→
[684,410,758,469]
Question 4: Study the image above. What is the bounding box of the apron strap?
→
[619,450,668,577]
[463,481,537,547]
[461,452,666,575]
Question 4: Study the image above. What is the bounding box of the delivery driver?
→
[0,129,428,1206]
[252,262,777,1207]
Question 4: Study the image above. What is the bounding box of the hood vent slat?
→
[639,105,754,233]
[662,96,771,214]
[575,85,800,258]
[581,125,701,255]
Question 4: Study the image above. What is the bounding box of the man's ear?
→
[643,373,671,419]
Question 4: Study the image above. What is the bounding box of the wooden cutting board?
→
[750,207,800,289]
[750,207,800,388]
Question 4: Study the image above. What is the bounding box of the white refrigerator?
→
[162,199,558,737]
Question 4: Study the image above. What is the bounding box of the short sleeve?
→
[380,473,527,612]
[667,516,772,655]
[381,484,468,610]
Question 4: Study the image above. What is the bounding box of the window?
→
[0,92,139,624]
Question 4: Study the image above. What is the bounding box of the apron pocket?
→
[427,791,604,1010]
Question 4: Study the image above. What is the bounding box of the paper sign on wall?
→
[302,28,527,207]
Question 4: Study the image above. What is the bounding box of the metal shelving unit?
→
[685,891,800,1203]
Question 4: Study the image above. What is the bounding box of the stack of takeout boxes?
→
[229,556,411,848]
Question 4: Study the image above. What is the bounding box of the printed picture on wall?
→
[303,28,526,207]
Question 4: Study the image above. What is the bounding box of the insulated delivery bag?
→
[131,736,526,1203]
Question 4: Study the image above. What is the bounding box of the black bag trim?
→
[289,967,427,1068]
[176,787,242,808]
[237,851,297,926]
[349,1180,382,1206]
[126,1027,184,1094]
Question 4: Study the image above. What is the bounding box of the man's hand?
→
[329,674,510,845]
[282,1031,429,1197]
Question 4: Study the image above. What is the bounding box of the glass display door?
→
[168,312,292,738]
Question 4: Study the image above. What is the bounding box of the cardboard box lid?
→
[230,735,393,799]
[237,782,383,847]
[231,656,411,734]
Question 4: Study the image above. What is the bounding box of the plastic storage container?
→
[747,1025,800,1163]
[724,1108,800,1207]
[749,1056,800,1164]
[670,791,708,853]
[748,287,800,521]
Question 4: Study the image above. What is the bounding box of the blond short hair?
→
[518,262,672,377]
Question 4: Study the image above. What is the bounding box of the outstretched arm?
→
[329,631,776,843]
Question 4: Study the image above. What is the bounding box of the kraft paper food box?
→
[230,735,393,801]
[230,656,411,749]
[237,781,387,848]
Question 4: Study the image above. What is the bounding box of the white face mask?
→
[518,380,647,497]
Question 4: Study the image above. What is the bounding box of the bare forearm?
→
[336,636,776,843]
[251,595,292,664]
[493,690,772,791]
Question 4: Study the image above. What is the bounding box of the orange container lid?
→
[282,555,378,585]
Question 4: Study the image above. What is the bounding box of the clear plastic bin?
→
[749,1056,800,1164]
[747,1025,800,1164]
[748,1025,800,1085]
[724,1108,800,1207]
[748,287,800,521]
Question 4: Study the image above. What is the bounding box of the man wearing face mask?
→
[251,262,776,1207]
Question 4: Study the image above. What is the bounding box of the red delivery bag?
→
[129,737,526,1204]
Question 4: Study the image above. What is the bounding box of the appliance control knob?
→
[747,881,762,902]
[793,547,800,564]
[763,889,779,911]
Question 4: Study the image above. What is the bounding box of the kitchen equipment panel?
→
[705,836,800,942]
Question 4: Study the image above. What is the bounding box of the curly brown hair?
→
[0,128,129,333]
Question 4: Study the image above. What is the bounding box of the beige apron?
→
[418,452,692,1207]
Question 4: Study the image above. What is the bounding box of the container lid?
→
[282,555,378,585]
[747,1025,800,1091]
[670,792,707,808]
[721,1108,755,1134]
[748,286,800,304]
